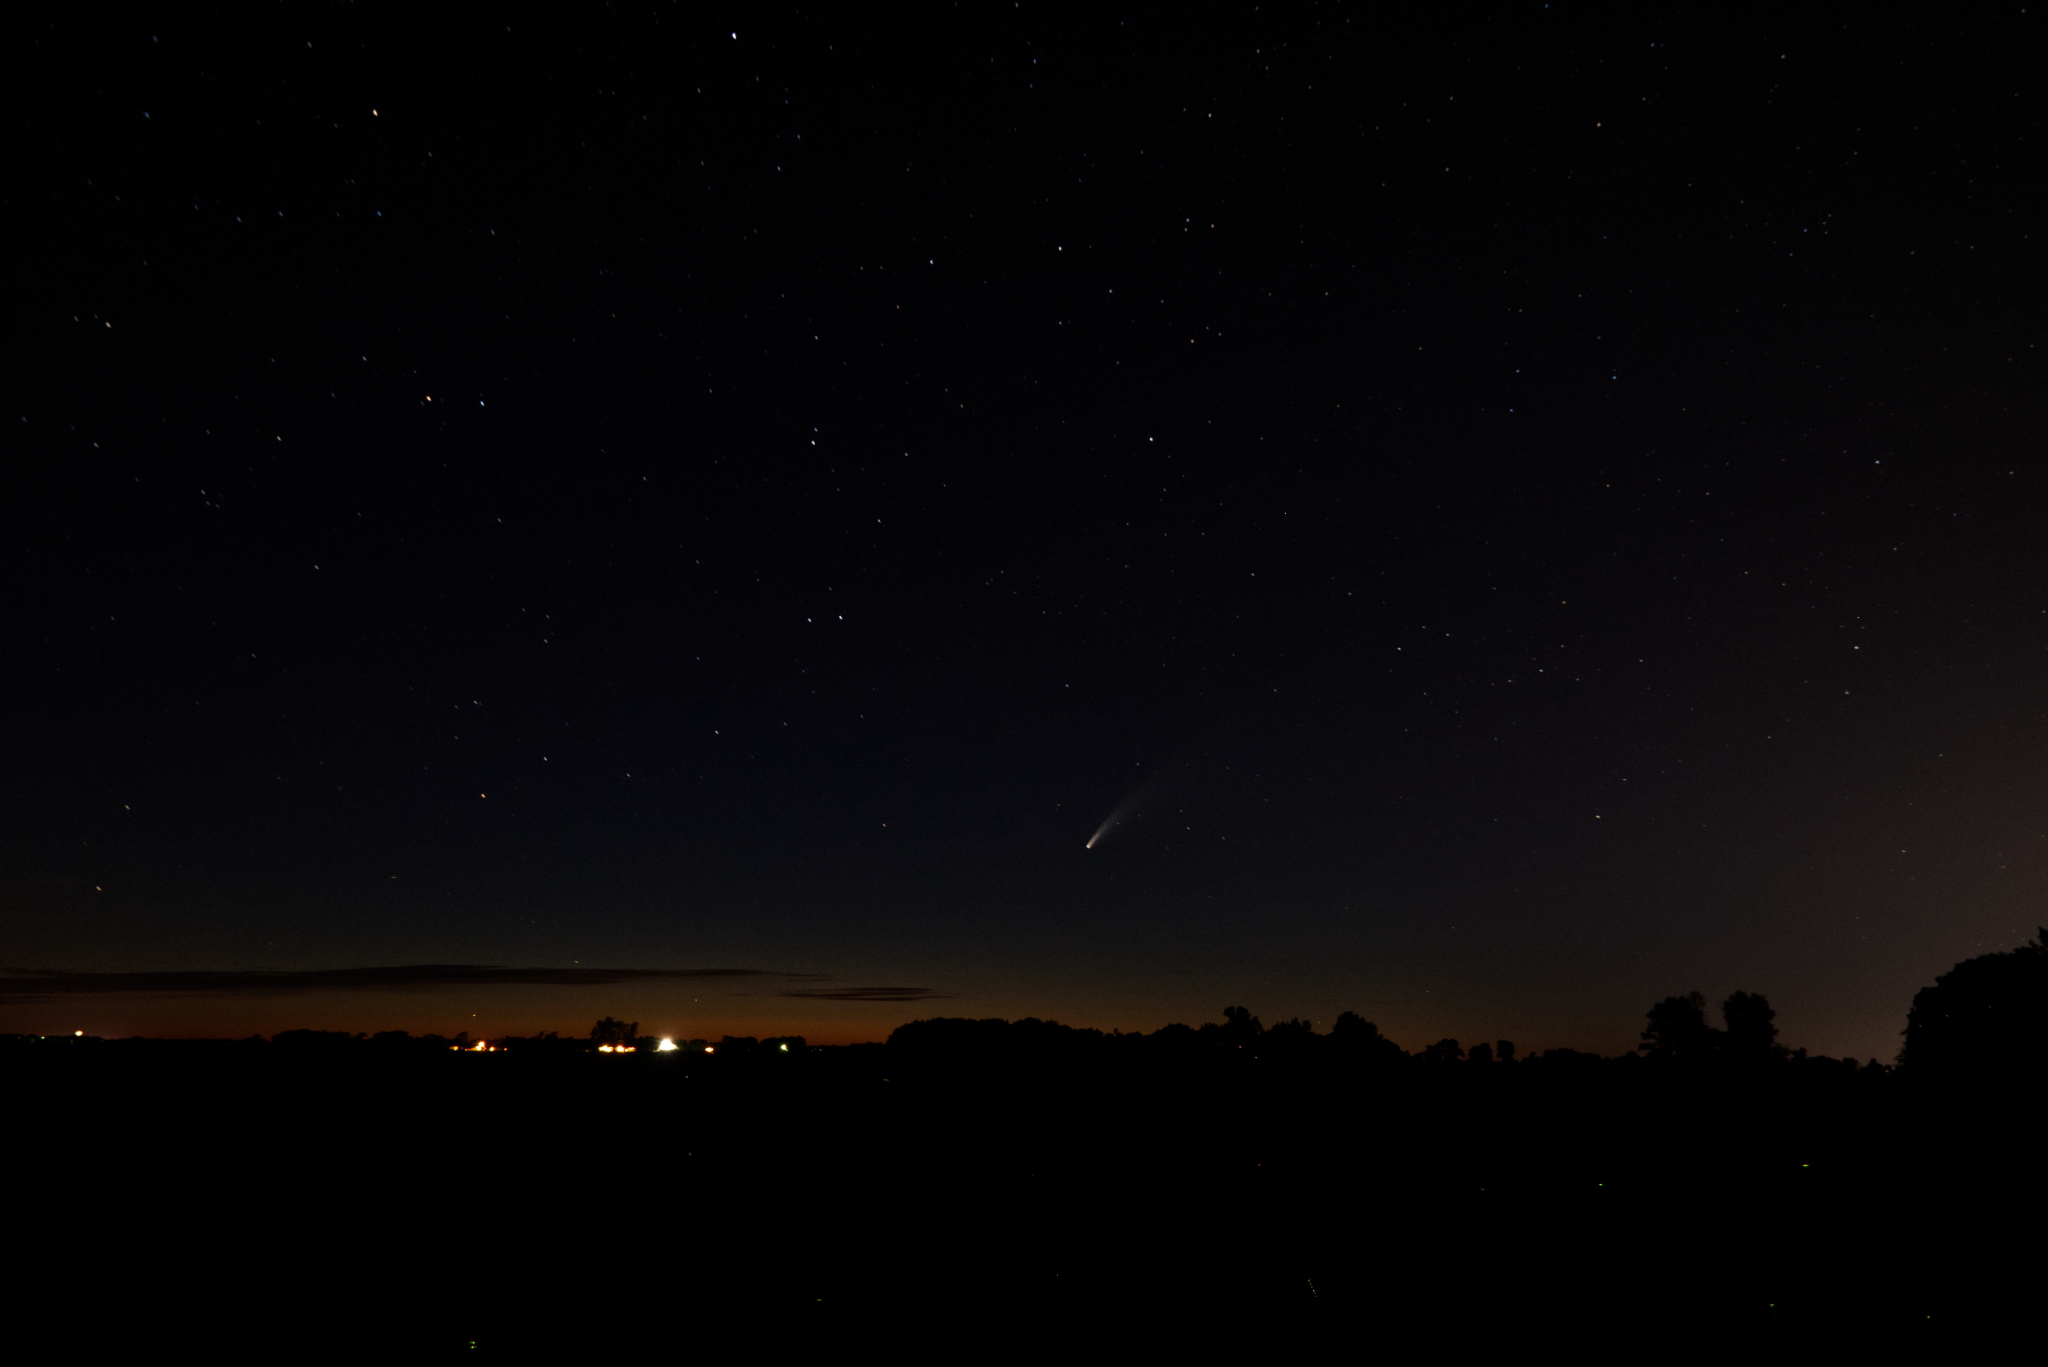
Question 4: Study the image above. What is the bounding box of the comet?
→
[1085,792,1143,849]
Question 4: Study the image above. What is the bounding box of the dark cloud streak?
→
[781,986,949,1002]
[0,965,814,1004]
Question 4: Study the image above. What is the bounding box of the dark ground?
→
[7,1043,2034,1354]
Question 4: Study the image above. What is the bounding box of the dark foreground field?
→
[7,1041,2034,1355]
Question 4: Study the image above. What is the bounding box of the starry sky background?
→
[6,4,2044,1053]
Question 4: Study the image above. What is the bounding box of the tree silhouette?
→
[590,1016,639,1046]
[1721,991,1780,1061]
[1420,1038,1464,1064]
[1329,1011,1404,1065]
[1467,1041,1495,1065]
[1640,992,1719,1062]
[1900,928,2048,1076]
[1330,1011,1380,1041]
[1218,1006,1264,1047]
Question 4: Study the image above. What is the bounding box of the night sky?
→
[8,5,2043,1054]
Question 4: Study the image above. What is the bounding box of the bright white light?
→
[704,1046,715,1054]
[656,1038,677,1052]
[779,1043,789,1052]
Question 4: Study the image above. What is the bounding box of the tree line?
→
[882,928,2047,1076]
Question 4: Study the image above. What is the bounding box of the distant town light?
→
[656,1038,677,1052]
[75,1031,83,1037]
[779,1043,789,1052]
[704,1046,715,1054]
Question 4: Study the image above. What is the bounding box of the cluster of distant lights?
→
[54,1030,790,1055]
[451,1038,789,1055]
